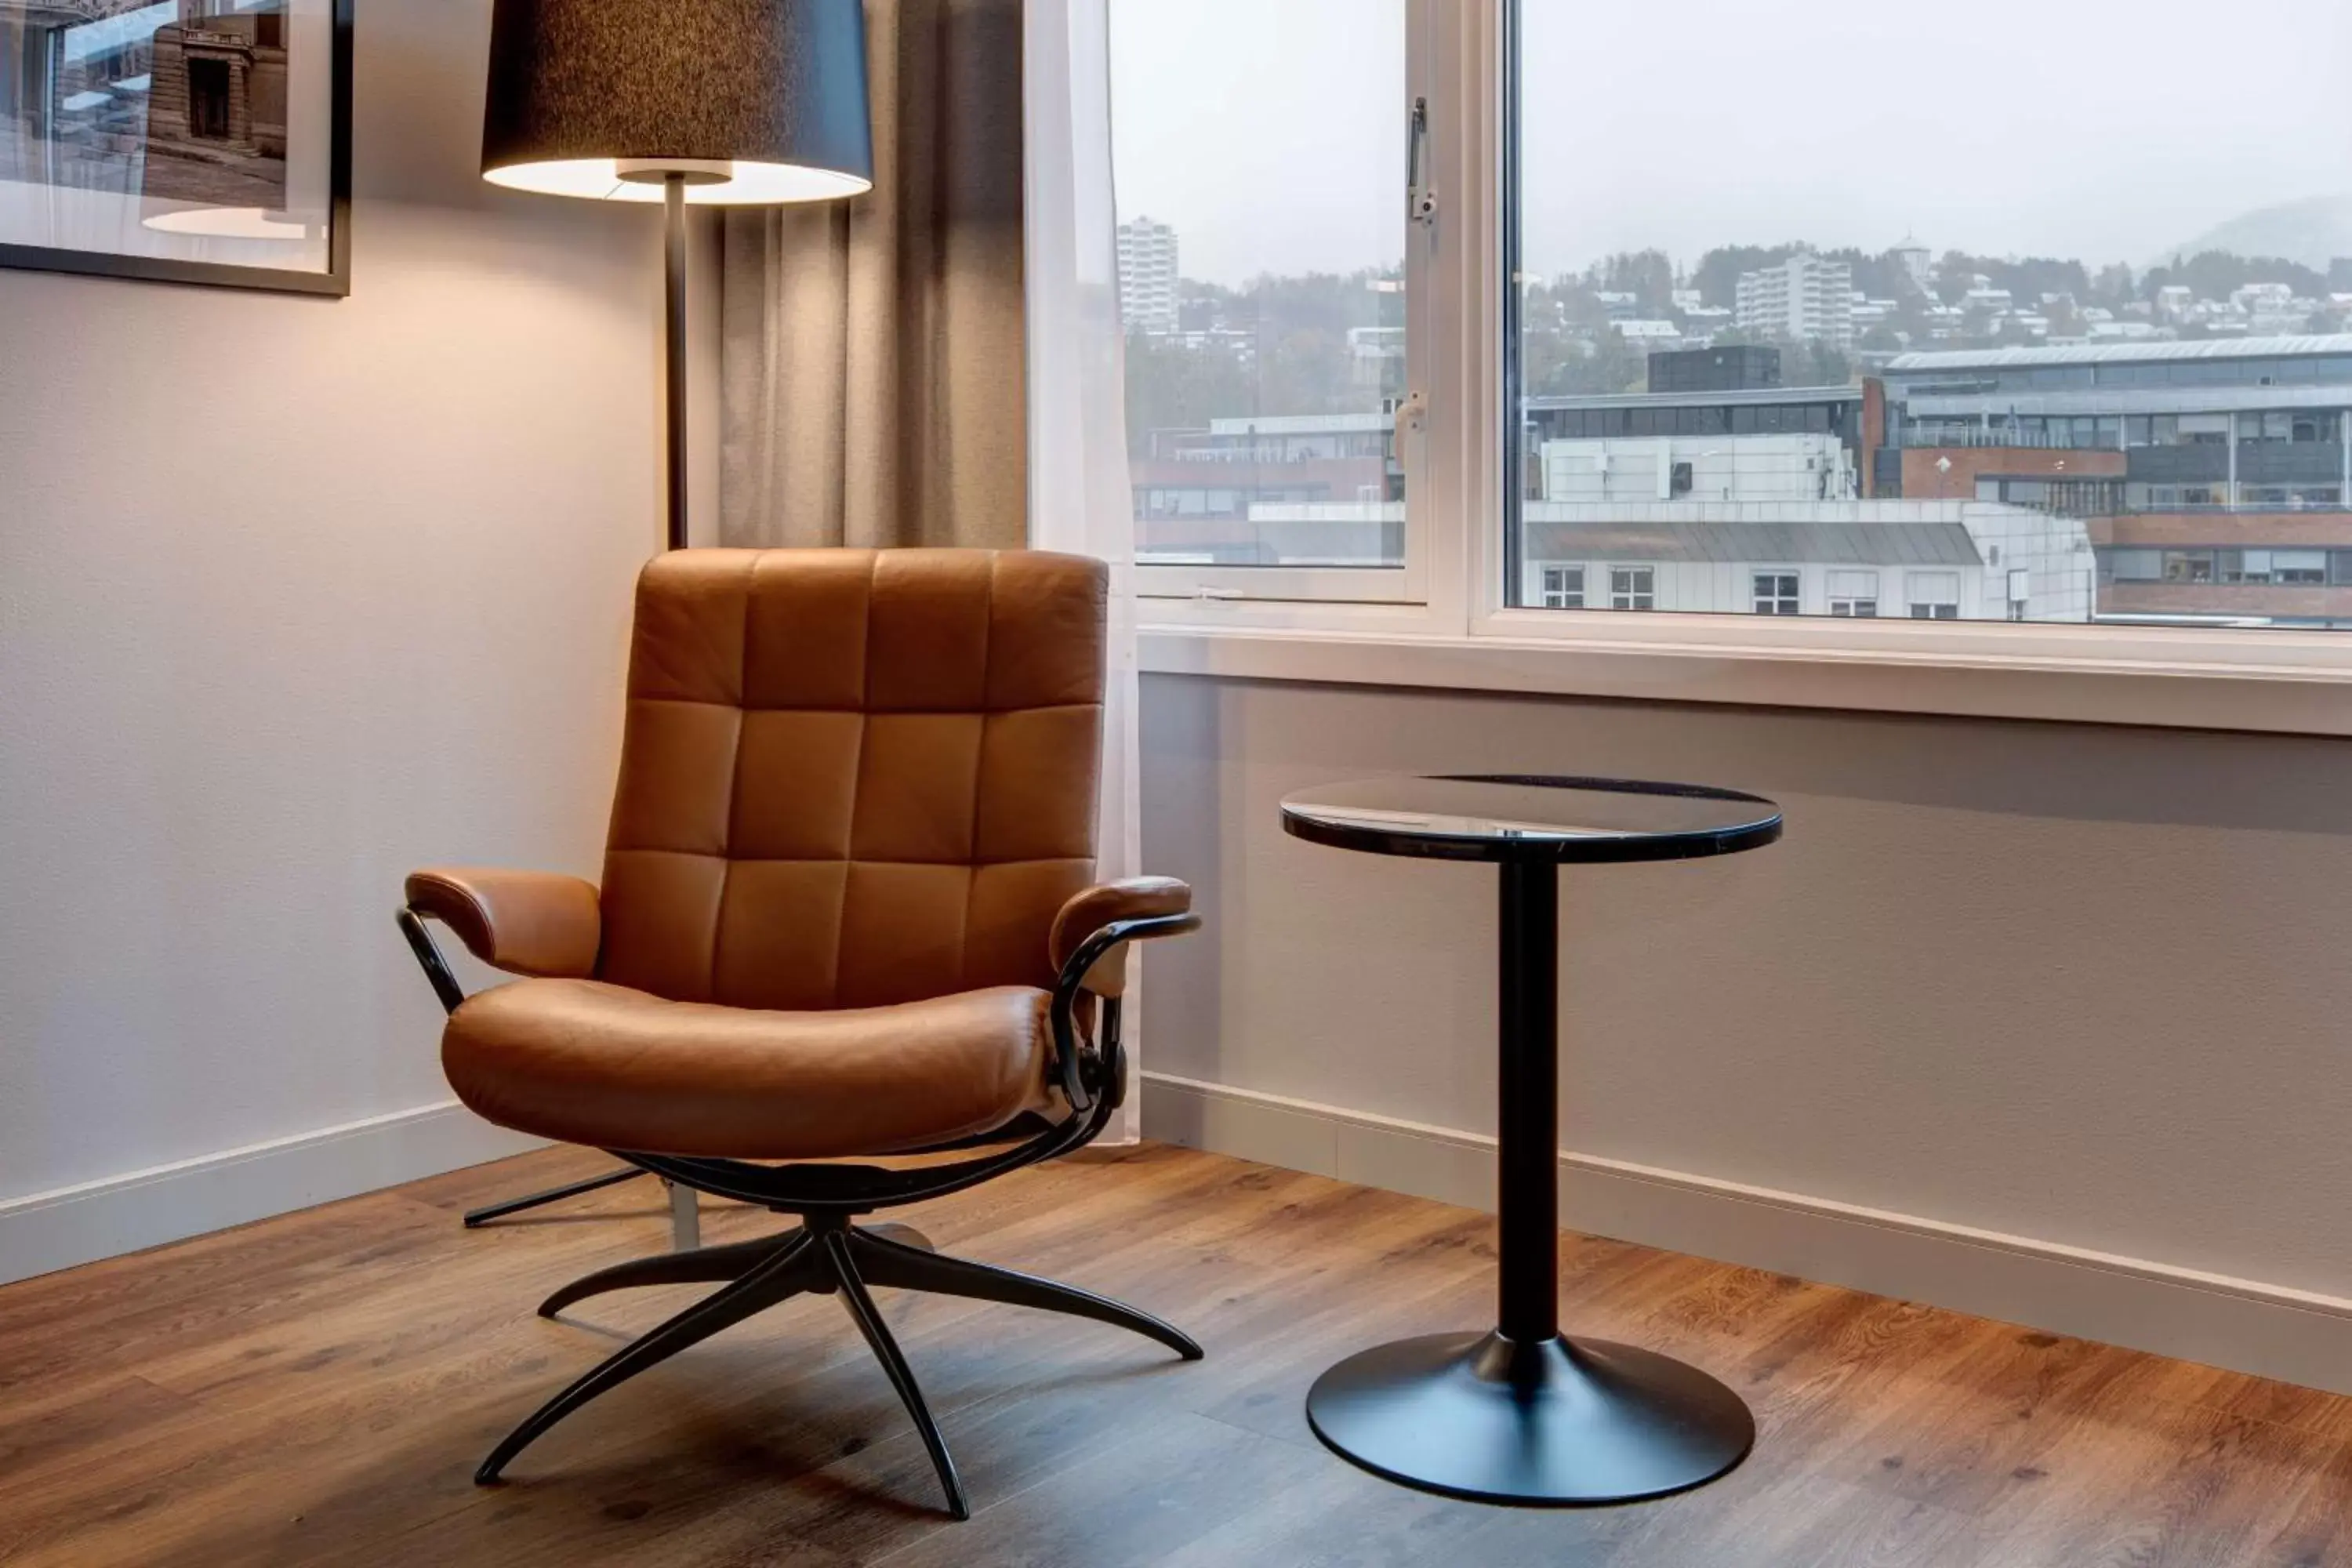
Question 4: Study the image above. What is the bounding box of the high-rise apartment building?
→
[1735,252,1856,347]
[1116,216,1179,335]
[1893,236,1933,295]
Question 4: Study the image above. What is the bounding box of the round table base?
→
[1305,1330,1755,1507]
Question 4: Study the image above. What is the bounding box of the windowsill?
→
[1137,612,2352,738]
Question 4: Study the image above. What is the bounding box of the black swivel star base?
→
[476,1216,1202,1520]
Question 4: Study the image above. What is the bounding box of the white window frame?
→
[1906,571,1963,621]
[1129,0,2352,739]
[1751,570,1802,617]
[1539,564,1585,609]
[1610,564,1657,612]
[1826,569,1879,618]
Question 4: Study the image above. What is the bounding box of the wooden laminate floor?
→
[2,1142,2350,1566]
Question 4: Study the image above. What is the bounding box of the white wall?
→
[1138,673,2352,1389]
[0,2,695,1279]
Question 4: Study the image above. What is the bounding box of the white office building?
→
[1538,433,1857,505]
[1116,216,1179,335]
[1735,252,1856,347]
[1522,423,2089,620]
[1518,500,2094,622]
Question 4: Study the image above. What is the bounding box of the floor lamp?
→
[481,0,875,550]
[461,0,873,1240]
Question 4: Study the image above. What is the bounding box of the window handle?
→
[1406,96,1437,225]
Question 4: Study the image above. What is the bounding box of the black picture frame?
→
[0,0,354,298]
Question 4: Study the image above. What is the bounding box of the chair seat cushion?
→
[442,979,1058,1160]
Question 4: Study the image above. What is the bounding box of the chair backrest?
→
[597,548,1105,1010]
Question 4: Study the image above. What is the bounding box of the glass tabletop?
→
[1279,775,1784,864]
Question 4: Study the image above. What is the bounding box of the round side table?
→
[1280,773,1784,1507]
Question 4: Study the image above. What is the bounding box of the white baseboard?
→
[1142,1071,2352,1397]
[0,1102,545,1287]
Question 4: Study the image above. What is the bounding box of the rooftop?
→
[1886,334,2352,374]
[1523,517,1980,567]
[1525,385,1863,413]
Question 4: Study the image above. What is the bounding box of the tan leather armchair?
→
[397,549,1200,1519]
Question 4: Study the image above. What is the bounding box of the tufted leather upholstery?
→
[597,548,1106,1010]
[423,548,1171,1160]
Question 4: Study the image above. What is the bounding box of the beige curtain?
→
[718,0,1028,550]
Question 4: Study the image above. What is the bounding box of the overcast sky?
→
[1109,0,2352,287]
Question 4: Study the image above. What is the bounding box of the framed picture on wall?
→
[0,0,351,296]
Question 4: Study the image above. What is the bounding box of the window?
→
[2278,551,2330,586]
[1111,0,2352,735]
[1112,0,1414,600]
[1541,565,1584,608]
[1752,572,1801,615]
[2225,550,2331,586]
[1828,570,1878,616]
[1907,572,1962,620]
[1497,0,2352,630]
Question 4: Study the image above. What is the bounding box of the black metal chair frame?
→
[397,903,1204,1519]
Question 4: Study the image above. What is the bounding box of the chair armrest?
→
[1046,881,1201,1114]
[403,867,601,980]
[1049,877,1194,998]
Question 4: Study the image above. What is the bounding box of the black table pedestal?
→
[1305,861,1755,1505]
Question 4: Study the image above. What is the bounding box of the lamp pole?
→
[664,172,691,553]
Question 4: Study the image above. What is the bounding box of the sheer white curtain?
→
[1024,0,1146,1142]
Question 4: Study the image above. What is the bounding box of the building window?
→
[2278,551,2330,586]
[1827,570,1878,616]
[2165,551,2217,584]
[1751,572,1801,615]
[1541,566,1585,608]
[1907,572,1962,620]
[2224,549,2331,586]
[1670,461,1694,498]
[1610,567,1657,611]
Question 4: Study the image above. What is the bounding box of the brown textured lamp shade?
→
[482,0,875,205]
